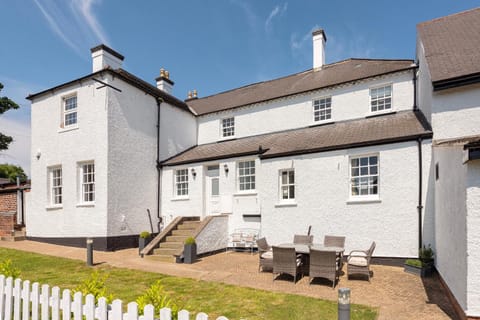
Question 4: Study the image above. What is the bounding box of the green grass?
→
[0,248,377,320]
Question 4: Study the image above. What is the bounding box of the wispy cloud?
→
[230,0,258,30]
[33,0,109,57]
[290,26,375,67]
[265,3,288,33]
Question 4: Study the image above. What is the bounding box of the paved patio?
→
[0,240,457,319]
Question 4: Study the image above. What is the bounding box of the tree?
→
[0,82,20,151]
[0,164,27,183]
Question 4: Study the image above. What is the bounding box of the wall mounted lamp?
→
[224,164,229,174]
[191,168,196,177]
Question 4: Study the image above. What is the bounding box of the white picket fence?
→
[0,275,228,320]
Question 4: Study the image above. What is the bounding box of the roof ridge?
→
[417,7,480,27]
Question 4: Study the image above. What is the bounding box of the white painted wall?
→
[159,103,197,161]
[28,79,109,238]
[106,75,159,236]
[466,160,480,316]
[197,71,414,145]
[260,141,428,257]
[431,83,480,140]
[434,145,468,312]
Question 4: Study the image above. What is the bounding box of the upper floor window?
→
[222,117,235,137]
[63,95,78,127]
[313,97,332,122]
[80,162,95,203]
[350,155,378,197]
[49,166,62,205]
[370,85,391,112]
[238,160,255,191]
[279,169,295,201]
[175,169,189,197]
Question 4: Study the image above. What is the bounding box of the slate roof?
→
[418,8,480,89]
[186,59,415,116]
[162,111,432,166]
[26,68,193,114]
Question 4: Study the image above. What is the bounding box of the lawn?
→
[0,248,377,320]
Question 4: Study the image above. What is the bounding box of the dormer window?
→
[313,97,331,122]
[222,117,235,137]
[370,85,392,112]
[63,95,77,127]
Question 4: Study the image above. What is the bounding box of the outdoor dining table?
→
[278,243,345,275]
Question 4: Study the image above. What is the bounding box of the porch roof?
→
[162,110,432,166]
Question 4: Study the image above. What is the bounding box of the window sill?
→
[347,197,381,204]
[58,125,79,133]
[275,202,297,207]
[233,192,257,197]
[366,110,396,118]
[76,202,95,208]
[46,205,63,211]
[310,120,334,127]
[171,197,189,201]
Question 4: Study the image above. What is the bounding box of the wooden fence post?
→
[51,286,60,320]
[61,289,71,320]
[40,284,49,320]
[72,291,82,320]
[4,277,13,320]
[21,280,30,320]
[178,309,190,320]
[30,282,39,320]
[13,278,21,320]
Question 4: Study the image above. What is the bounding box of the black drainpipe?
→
[417,138,423,251]
[413,67,418,111]
[156,98,164,233]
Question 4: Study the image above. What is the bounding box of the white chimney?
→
[156,68,174,94]
[90,44,124,73]
[312,29,327,69]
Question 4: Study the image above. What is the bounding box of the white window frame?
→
[237,160,256,192]
[221,117,235,138]
[174,168,189,198]
[78,162,95,204]
[370,84,392,113]
[279,169,295,203]
[62,94,78,128]
[349,154,379,201]
[313,96,332,122]
[48,166,62,206]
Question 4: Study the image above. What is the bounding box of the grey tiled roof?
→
[162,111,432,166]
[418,8,480,85]
[187,59,415,116]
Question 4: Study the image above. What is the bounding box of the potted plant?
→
[404,244,434,277]
[138,231,151,256]
[183,237,197,264]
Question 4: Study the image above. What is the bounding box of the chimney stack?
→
[90,44,124,73]
[156,68,174,94]
[312,29,327,69]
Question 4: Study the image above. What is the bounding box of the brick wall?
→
[0,192,17,236]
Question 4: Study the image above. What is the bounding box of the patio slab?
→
[0,240,458,319]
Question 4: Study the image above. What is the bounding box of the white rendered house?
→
[26,8,480,319]
[27,45,196,250]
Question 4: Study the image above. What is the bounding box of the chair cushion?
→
[261,251,273,259]
[348,256,368,267]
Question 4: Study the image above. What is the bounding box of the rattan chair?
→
[324,235,346,248]
[257,238,273,272]
[309,249,338,288]
[293,234,314,245]
[272,246,302,283]
[347,241,376,281]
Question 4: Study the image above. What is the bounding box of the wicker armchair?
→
[293,234,314,245]
[272,246,302,283]
[309,249,338,288]
[347,241,376,281]
[324,235,346,248]
[256,238,273,272]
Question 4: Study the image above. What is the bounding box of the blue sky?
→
[0,0,478,175]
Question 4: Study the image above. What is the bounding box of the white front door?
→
[205,165,221,215]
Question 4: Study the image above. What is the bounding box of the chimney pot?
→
[156,68,174,94]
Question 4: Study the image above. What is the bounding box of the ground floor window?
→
[350,155,378,197]
[238,160,255,191]
[49,166,62,205]
[175,168,189,197]
[279,169,295,201]
[80,162,95,203]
